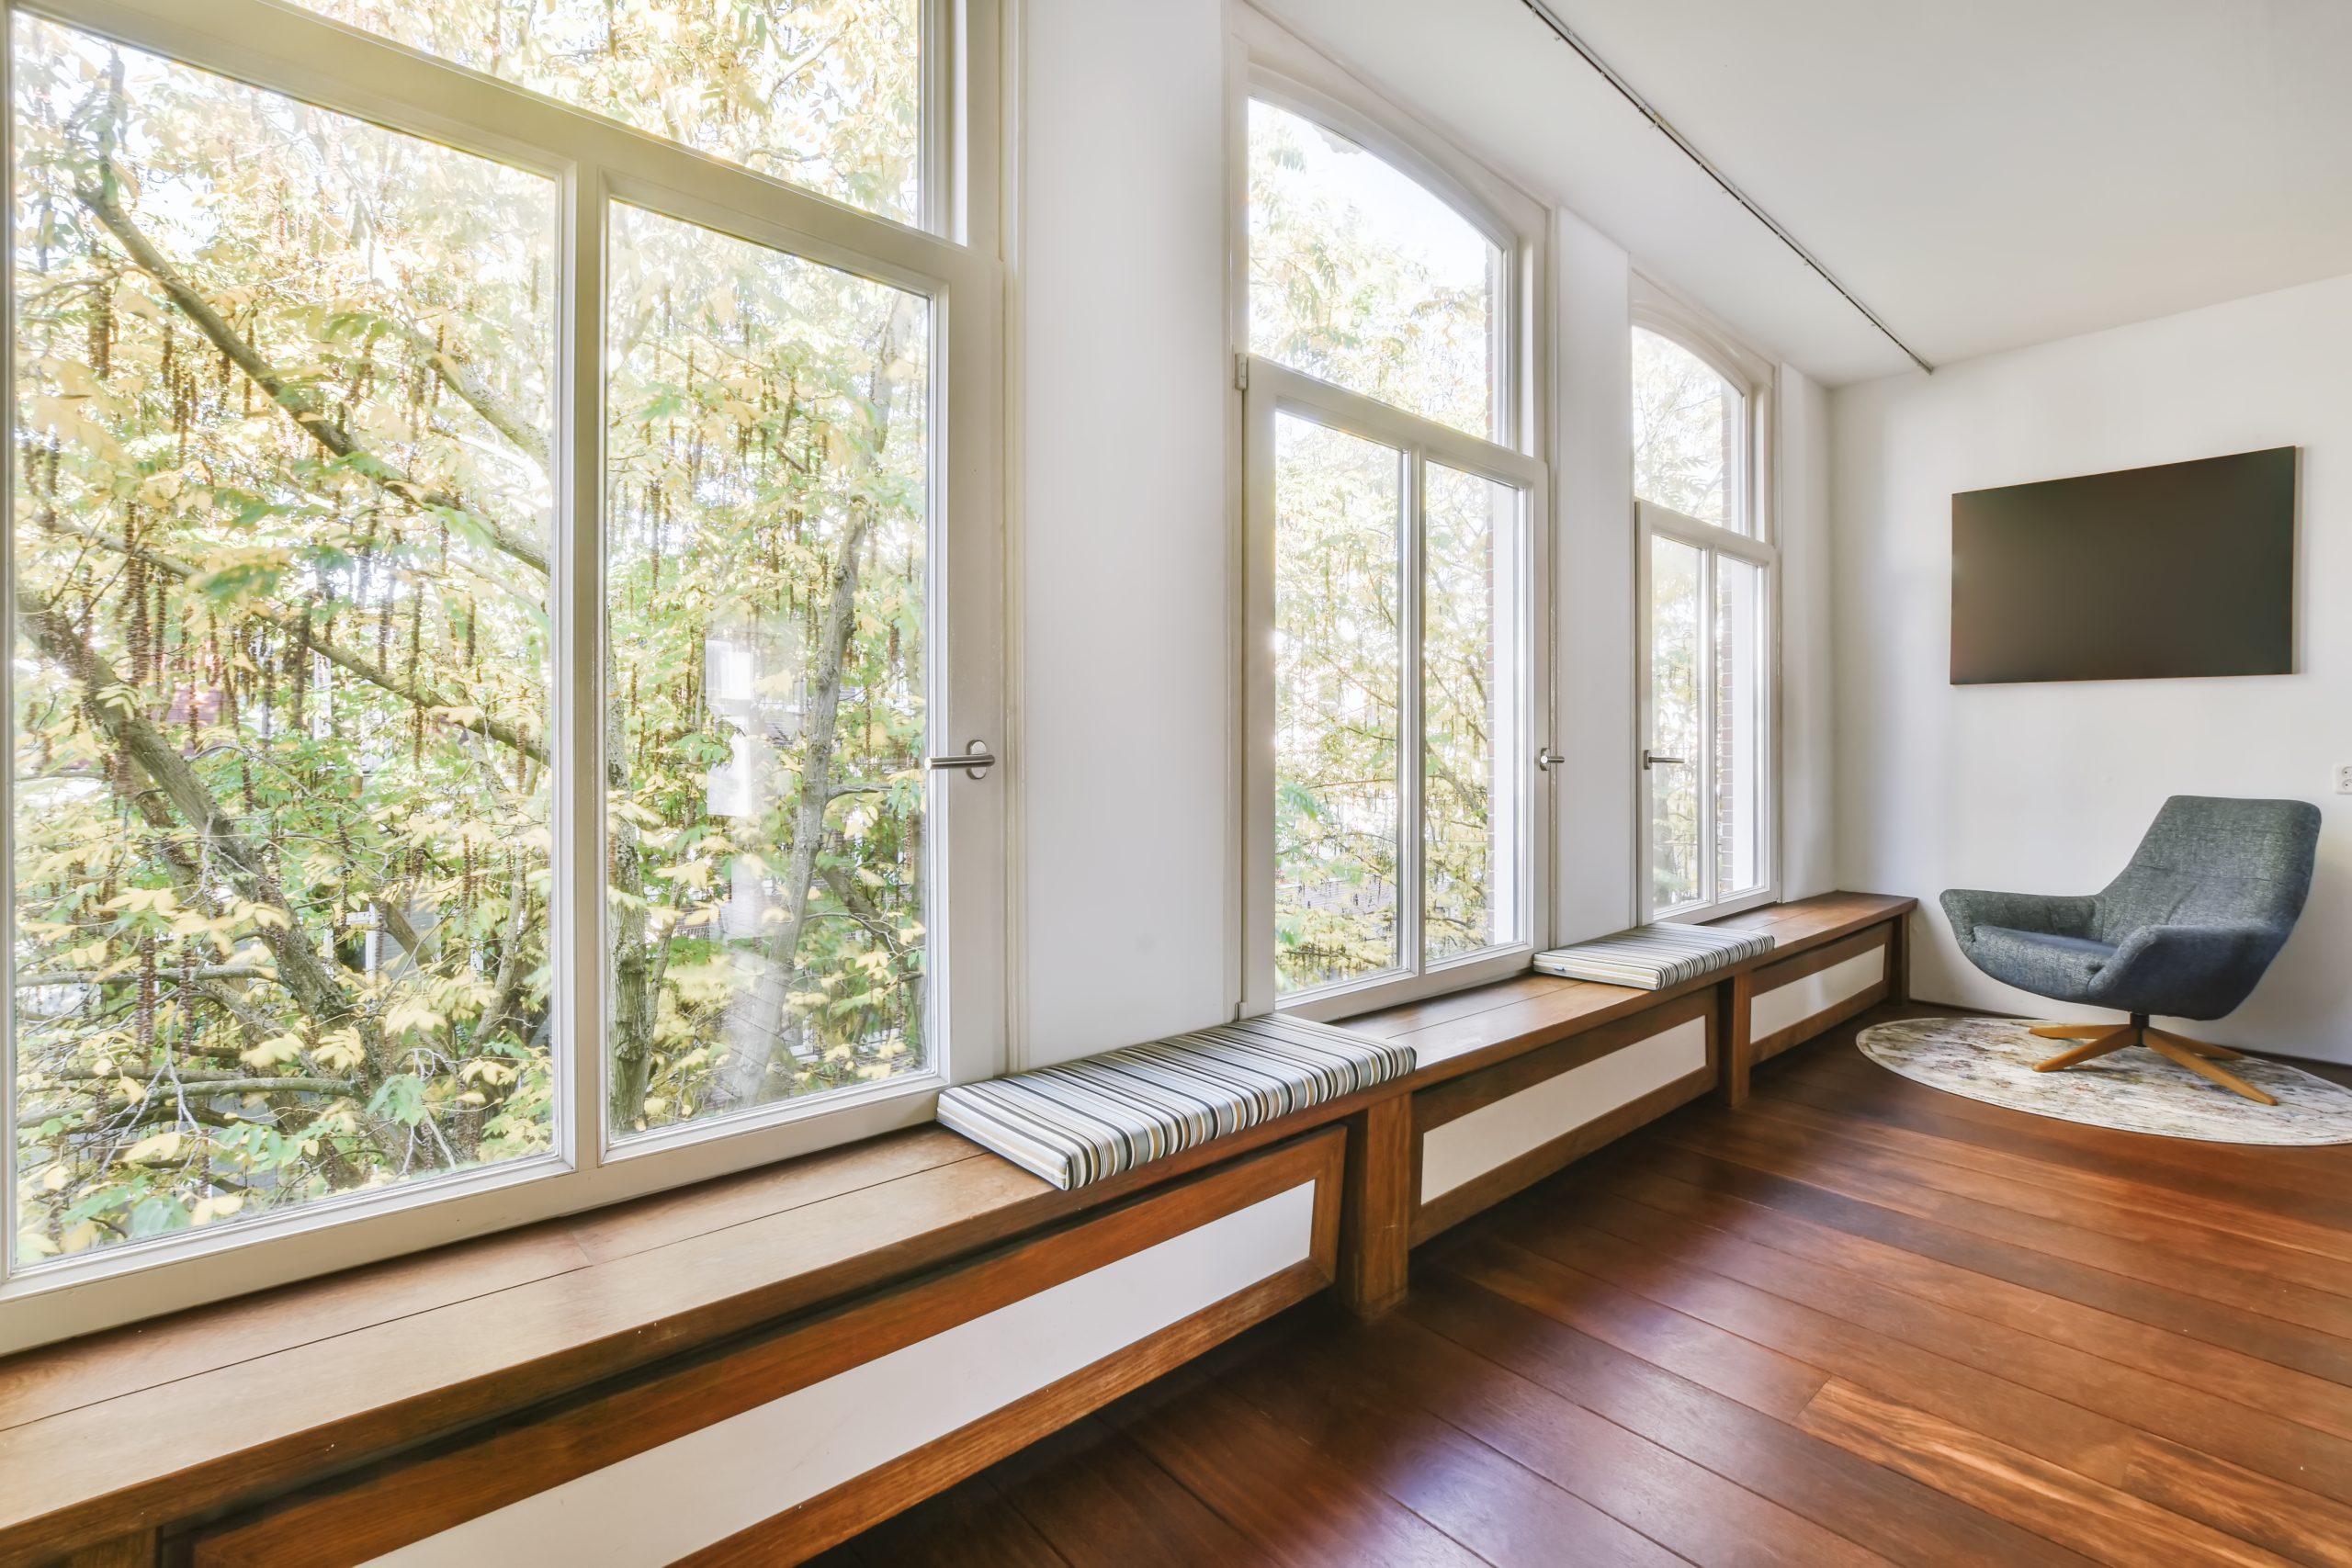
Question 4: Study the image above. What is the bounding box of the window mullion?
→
[563,166,606,1175]
[1698,547,1719,913]
[0,11,17,1289]
[1400,448,1426,978]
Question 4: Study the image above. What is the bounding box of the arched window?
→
[1247,98,1504,440]
[1633,326,1746,533]
[1239,80,1545,1018]
[1634,312,1776,919]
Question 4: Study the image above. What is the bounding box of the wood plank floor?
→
[817,1006,2352,1568]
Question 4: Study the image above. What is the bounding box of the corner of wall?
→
[1550,209,1636,942]
[1778,364,1837,899]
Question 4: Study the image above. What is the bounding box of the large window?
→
[1634,321,1774,919]
[4,0,1001,1349]
[1240,82,1544,1019]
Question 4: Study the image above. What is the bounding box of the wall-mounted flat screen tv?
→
[1951,446,2297,685]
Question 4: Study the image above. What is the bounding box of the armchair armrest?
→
[2096,920,2288,1019]
[1939,888,2097,947]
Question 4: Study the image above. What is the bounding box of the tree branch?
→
[357,310,550,471]
[74,181,551,578]
[38,514,548,763]
[17,963,273,988]
[17,589,357,1040]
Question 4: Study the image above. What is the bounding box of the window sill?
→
[0,891,1914,1564]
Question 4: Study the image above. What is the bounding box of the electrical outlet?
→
[2338,764,2352,795]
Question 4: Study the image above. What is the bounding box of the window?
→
[5,0,1001,1349]
[1246,99,1502,440]
[1240,81,1544,1019]
[285,0,926,223]
[1634,320,1775,919]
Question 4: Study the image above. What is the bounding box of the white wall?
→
[1779,365,1838,900]
[1550,211,1637,942]
[1014,0,1233,1066]
[1833,272,2352,1061]
[1012,1,1838,1068]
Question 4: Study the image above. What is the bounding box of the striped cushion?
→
[1533,922,1776,990]
[936,1016,1415,1190]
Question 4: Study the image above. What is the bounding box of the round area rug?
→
[1856,1016,2352,1145]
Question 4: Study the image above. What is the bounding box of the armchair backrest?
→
[2092,795,2322,948]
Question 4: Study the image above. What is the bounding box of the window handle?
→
[1536,747,1566,772]
[1642,750,1690,770]
[925,739,997,780]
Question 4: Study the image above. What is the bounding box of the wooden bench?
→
[0,891,1912,1568]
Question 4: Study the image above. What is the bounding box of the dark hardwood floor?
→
[818,1006,2352,1567]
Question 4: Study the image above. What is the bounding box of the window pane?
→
[291,0,922,224]
[11,18,557,1263]
[1273,413,1401,992]
[1249,100,1500,439]
[1633,328,1740,531]
[1423,465,1521,962]
[605,205,930,1138]
[1647,536,1705,913]
[1716,556,1767,898]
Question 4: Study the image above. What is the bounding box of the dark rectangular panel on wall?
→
[1951,446,2296,684]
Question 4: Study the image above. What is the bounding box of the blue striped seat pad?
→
[1533,922,1776,990]
[936,1016,1415,1190]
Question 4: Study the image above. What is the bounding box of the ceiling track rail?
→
[1519,0,1934,375]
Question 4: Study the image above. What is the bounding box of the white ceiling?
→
[1253,0,2352,386]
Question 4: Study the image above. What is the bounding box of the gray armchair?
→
[1941,795,2320,1104]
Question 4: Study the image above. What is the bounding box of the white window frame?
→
[1632,287,1779,923]
[0,0,1005,1353]
[1231,7,1552,1021]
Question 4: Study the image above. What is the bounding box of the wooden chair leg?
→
[2147,1028,2243,1061]
[2029,1022,2116,1041]
[2144,1035,2277,1106]
[2033,1025,2137,1072]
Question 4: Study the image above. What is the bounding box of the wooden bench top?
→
[0,891,1912,1563]
[1348,891,1916,1076]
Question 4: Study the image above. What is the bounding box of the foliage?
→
[293,0,922,223]
[1270,415,1399,989]
[604,204,929,1136]
[1248,100,1497,440]
[1647,536,1703,910]
[8,5,925,1264]
[1423,464,1515,960]
[1633,326,1736,528]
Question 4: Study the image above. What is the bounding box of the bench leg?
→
[1337,1095,1412,1318]
[1714,971,1754,1110]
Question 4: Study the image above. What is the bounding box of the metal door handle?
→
[926,739,997,780]
[1642,750,1690,770]
[1536,748,1566,772]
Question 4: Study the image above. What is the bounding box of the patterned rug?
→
[1856,1015,2352,1145]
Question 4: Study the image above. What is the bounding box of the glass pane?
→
[605,204,930,1138]
[1249,100,1501,439]
[10,18,558,1264]
[1647,536,1705,913]
[1632,327,1741,531]
[1273,413,1402,992]
[1423,465,1521,962]
[1716,557,1767,898]
[291,0,922,224]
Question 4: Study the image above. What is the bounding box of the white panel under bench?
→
[1749,929,1893,1061]
[1408,991,1717,1241]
